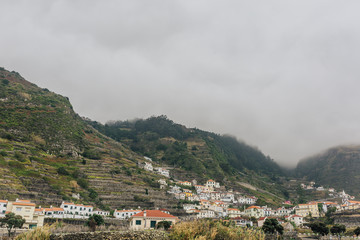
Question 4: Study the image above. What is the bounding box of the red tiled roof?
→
[13,202,35,206]
[207,179,215,182]
[228,208,240,211]
[0,200,8,203]
[132,210,177,218]
[45,208,64,212]
[247,206,261,209]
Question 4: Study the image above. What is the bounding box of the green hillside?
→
[295,145,360,196]
[87,116,288,204]
[0,67,287,208]
[0,67,178,210]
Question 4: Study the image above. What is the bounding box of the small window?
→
[136,220,141,225]
[16,207,22,211]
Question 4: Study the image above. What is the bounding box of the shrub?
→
[15,225,51,240]
[57,167,69,175]
[77,178,89,189]
[169,220,265,240]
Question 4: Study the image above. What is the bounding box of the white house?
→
[158,179,167,186]
[205,179,220,189]
[93,209,110,217]
[275,207,293,216]
[0,200,8,217]
[144,162,153,171]
[231,217,253,227]
[183,204,200,211]
[179,181,192,187]
[262,206,274,217]
[154,167,170,178]
[114,209,141,219]
[227,208,242,218]
[210,192,221,200]
[197,209,215,218]
[168,185,181,194]
[43,207,65,218]
[286,215,304,226]
[60,202,93,219]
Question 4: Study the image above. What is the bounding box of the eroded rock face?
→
[50,230,169,240]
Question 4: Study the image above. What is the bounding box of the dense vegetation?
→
[295,145,360,196]
[88,115,283,181]
[169,219,265,240]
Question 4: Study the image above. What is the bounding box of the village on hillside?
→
[1,156,360,233]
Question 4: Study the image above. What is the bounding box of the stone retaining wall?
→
[50,230,169,240]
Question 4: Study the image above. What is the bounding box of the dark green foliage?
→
[82,149,101,160]
[133,195,149,202]
[354,227,360,236]
[57,166,69,175]
[0,151,7,156]
[296,146,360,195]
[157,221,172,230]
[262,218,284,235]
[1,79,9,85]
[87,115,283,182]
[330,224,346,235]
[14,152,25,162]
[87,214,104,232]
[77,178,89,189]
[309,222,329,236]
[0,212,25,237]
[88,189,98,199]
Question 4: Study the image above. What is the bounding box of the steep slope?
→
[0,67,178,210]
[295,145,360,196]
[87,116,288,204]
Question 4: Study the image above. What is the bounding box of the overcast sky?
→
[1,0,360,167]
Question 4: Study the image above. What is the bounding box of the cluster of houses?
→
[139,157,170,178]
[301,182,356,200]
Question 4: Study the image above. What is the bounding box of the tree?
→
[262,218,284,235]
[330,224,346,235]
[87,214,104,232]
[0,212,25,237]
[354,227,360,236]
[309,222,329,238]
[156,221,172,230]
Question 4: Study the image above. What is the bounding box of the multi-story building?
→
[6,199,44,229]
[227,208,242,218]
[295,203,319,218]
[244,206,265,218]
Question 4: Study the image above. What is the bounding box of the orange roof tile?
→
[247,206,261,209]
[228,208,240,211]
[13,202,35,206]
[132,210,177,218]
[0,200,8,203]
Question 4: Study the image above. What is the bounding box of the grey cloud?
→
[1,0,360,167]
